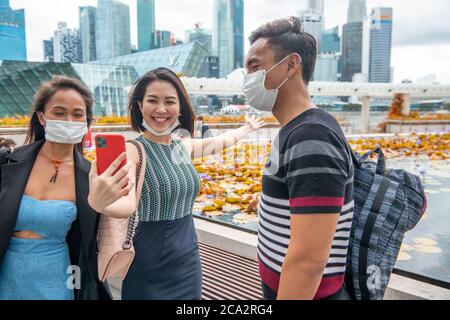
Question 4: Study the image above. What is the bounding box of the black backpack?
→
[345,148,427,300]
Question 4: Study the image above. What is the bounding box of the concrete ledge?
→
[194,217,450,300]
[385,274,450,300]
[194,218,258,261]
[385,120,450,134]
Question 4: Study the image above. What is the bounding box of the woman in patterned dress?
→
[87,68,266,300]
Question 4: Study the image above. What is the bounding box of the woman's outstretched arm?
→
[182,115,268,158]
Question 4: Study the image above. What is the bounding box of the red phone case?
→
[95,134,127,175]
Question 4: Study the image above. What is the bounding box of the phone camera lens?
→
[96,137,107,148]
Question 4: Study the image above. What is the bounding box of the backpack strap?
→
[358,177,391,300]
[359,148,386,175]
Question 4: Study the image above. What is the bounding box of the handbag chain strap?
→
[123,140,145,250]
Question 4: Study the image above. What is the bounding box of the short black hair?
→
[249,16,317,85]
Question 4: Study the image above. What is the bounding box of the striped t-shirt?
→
[257,108,354,300]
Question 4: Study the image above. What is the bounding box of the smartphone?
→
[95,134,127,175]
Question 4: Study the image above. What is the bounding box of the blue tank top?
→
[14,195,77,238]
[0,195,78,300]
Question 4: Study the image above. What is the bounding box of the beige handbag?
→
[97,140,147,282]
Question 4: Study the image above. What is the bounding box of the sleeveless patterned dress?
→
[122,136,202,300]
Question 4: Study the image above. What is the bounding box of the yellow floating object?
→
[213,199,226,207]
[202,205,218,212]
[412,238,438,246]
[195,166,207,173]
[400,244,414,252]
[226,197,241,204]
[397,252,412,261]
[413,245,442,254]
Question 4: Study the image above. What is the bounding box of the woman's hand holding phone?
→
[88,152,135,213]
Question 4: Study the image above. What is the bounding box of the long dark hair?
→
[128,68,195,136]
[25,76,94,151]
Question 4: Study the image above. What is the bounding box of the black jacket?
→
[0,140,111,300]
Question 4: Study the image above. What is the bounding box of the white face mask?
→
[142,118,180,137]
[40,114,88,144]
[242,55,295,112]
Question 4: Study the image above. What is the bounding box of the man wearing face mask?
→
[243,17,354,300]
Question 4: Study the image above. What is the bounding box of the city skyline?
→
[5,0,450,83]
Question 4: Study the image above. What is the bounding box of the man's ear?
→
[287,54,301,78]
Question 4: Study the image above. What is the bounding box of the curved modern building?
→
[0,61,138,117]
[91,41,208,77]
[0,42,208,117]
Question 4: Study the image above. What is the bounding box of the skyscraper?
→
[307,0,324,16]
[314,53,340,82]
[213,0,244,77]
[96,0,131,60]
[232,0,244,70]
[369,7,393,83]
[155,30,173,49]
[348,0,367,23]
[186,23,213,55]
[320,26,340,54]
[79,6,97,62]
[198,56,220,78]
[43,39,54,62]
[299,0,324,51]
[341,0,367,82]
[341,22,363,82]
[0,0,27,61]
[315,26,341,82]
[137,0,156,51]
[52,22,82,63]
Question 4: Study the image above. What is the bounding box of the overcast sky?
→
[9,0,450,83]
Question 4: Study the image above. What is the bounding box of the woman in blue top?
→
[0,76,112,300]
[88,68,266,300]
